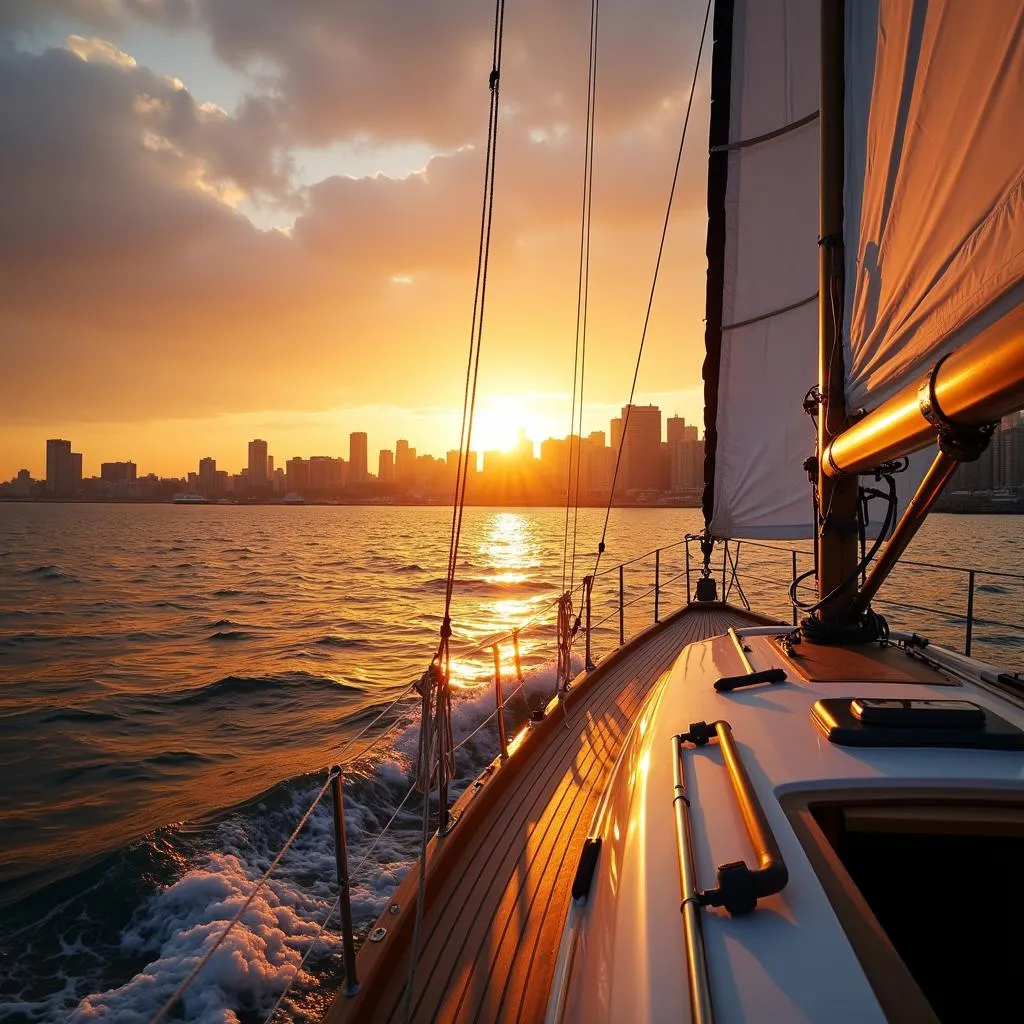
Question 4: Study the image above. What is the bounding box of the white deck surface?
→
[560,631,1024,1023]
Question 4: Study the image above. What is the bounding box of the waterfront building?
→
[349,432,368,483]
[247,439,269,490]
[286,457,310,494]
[101,461,137,484]
[45,438,76,496]
[619,404,663,491]
[395,439,416,482]
[197,457,217,497]
[379,450,395,483]
[667,415,698,445]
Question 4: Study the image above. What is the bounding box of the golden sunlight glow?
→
[470,397,571,455]
[472,409,534,453]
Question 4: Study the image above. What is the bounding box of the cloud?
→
[0,0,194,35]
[4,0,704,151]
[0,11,712,451]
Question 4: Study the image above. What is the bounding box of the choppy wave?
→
[40,708,122,724]
[171,672,359,707]
[21,564,80,583]
[310,635,373,650]
[0,654,563,1023]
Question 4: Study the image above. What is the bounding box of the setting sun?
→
[469,397,572,456]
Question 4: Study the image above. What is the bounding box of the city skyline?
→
[10,410,1024,506]
[3,400,704,482]
[5,406,710,504]
[0,7,711,486]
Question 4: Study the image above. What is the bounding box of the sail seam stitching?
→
[722,291,818,332]
[711,109,819,152]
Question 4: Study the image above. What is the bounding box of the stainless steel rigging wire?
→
[590,0,713,582]
[404,2,506,1020]
[562,0,601,600]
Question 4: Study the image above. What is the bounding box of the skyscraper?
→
[198,457,218,497]
[619,405,663,491]
[286,457,310,494]
[379,449,395,482]
[395,439,416,482]
[45,439,73,496]
[667,415,698,445]
[349,432,368,483]
[248,439,269,489]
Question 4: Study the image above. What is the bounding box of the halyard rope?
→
[404,2,506,1020]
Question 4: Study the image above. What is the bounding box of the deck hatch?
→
[810,697,1024,749]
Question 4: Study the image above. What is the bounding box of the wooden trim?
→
[331,604,769,1021]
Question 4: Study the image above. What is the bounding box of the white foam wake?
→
[66,658,566,1023]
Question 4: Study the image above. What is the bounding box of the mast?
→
[700,0,734,538]
[815,0,860,622]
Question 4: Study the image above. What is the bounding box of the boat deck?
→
[325,603,763,1024]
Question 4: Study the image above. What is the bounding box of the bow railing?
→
[149,532,1023,1022]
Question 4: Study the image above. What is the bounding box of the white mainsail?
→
[703,0,820,540]
[704,0,1022,541]
[843,0,1024,410]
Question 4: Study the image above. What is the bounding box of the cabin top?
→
[560,628,1024,1024]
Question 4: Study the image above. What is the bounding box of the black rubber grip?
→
[571,837,602,901]
[714,668,787,692]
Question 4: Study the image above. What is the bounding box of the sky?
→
[0,0,714,479]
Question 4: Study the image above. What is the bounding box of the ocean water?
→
[0,503,1021,1023]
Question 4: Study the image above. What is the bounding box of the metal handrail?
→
[672,732,714,1024]
[683,534,1023,659]
[678,720,789,914]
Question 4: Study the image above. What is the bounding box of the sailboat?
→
[312,1,1024,1021]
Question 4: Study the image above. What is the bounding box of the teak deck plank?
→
[325,605,759,1024]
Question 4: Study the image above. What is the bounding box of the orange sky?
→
[0,1,712,479]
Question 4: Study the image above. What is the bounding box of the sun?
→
[472,401,539,455]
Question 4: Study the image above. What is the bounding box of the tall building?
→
[349,432,368,483]
[610,417,623,451]
[379,450,395,482]
[248,439,269,489]
[45,439,74,496]
[286,457,310,494]
[619,405,663,491]
[395,439,416,482]
[308,456,345,492]
[667,416,698,445]
[669,438,705,492]
[198,457,218,497]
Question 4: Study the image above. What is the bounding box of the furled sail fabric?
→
[703,0,821,539]
[843,0,1024,409]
